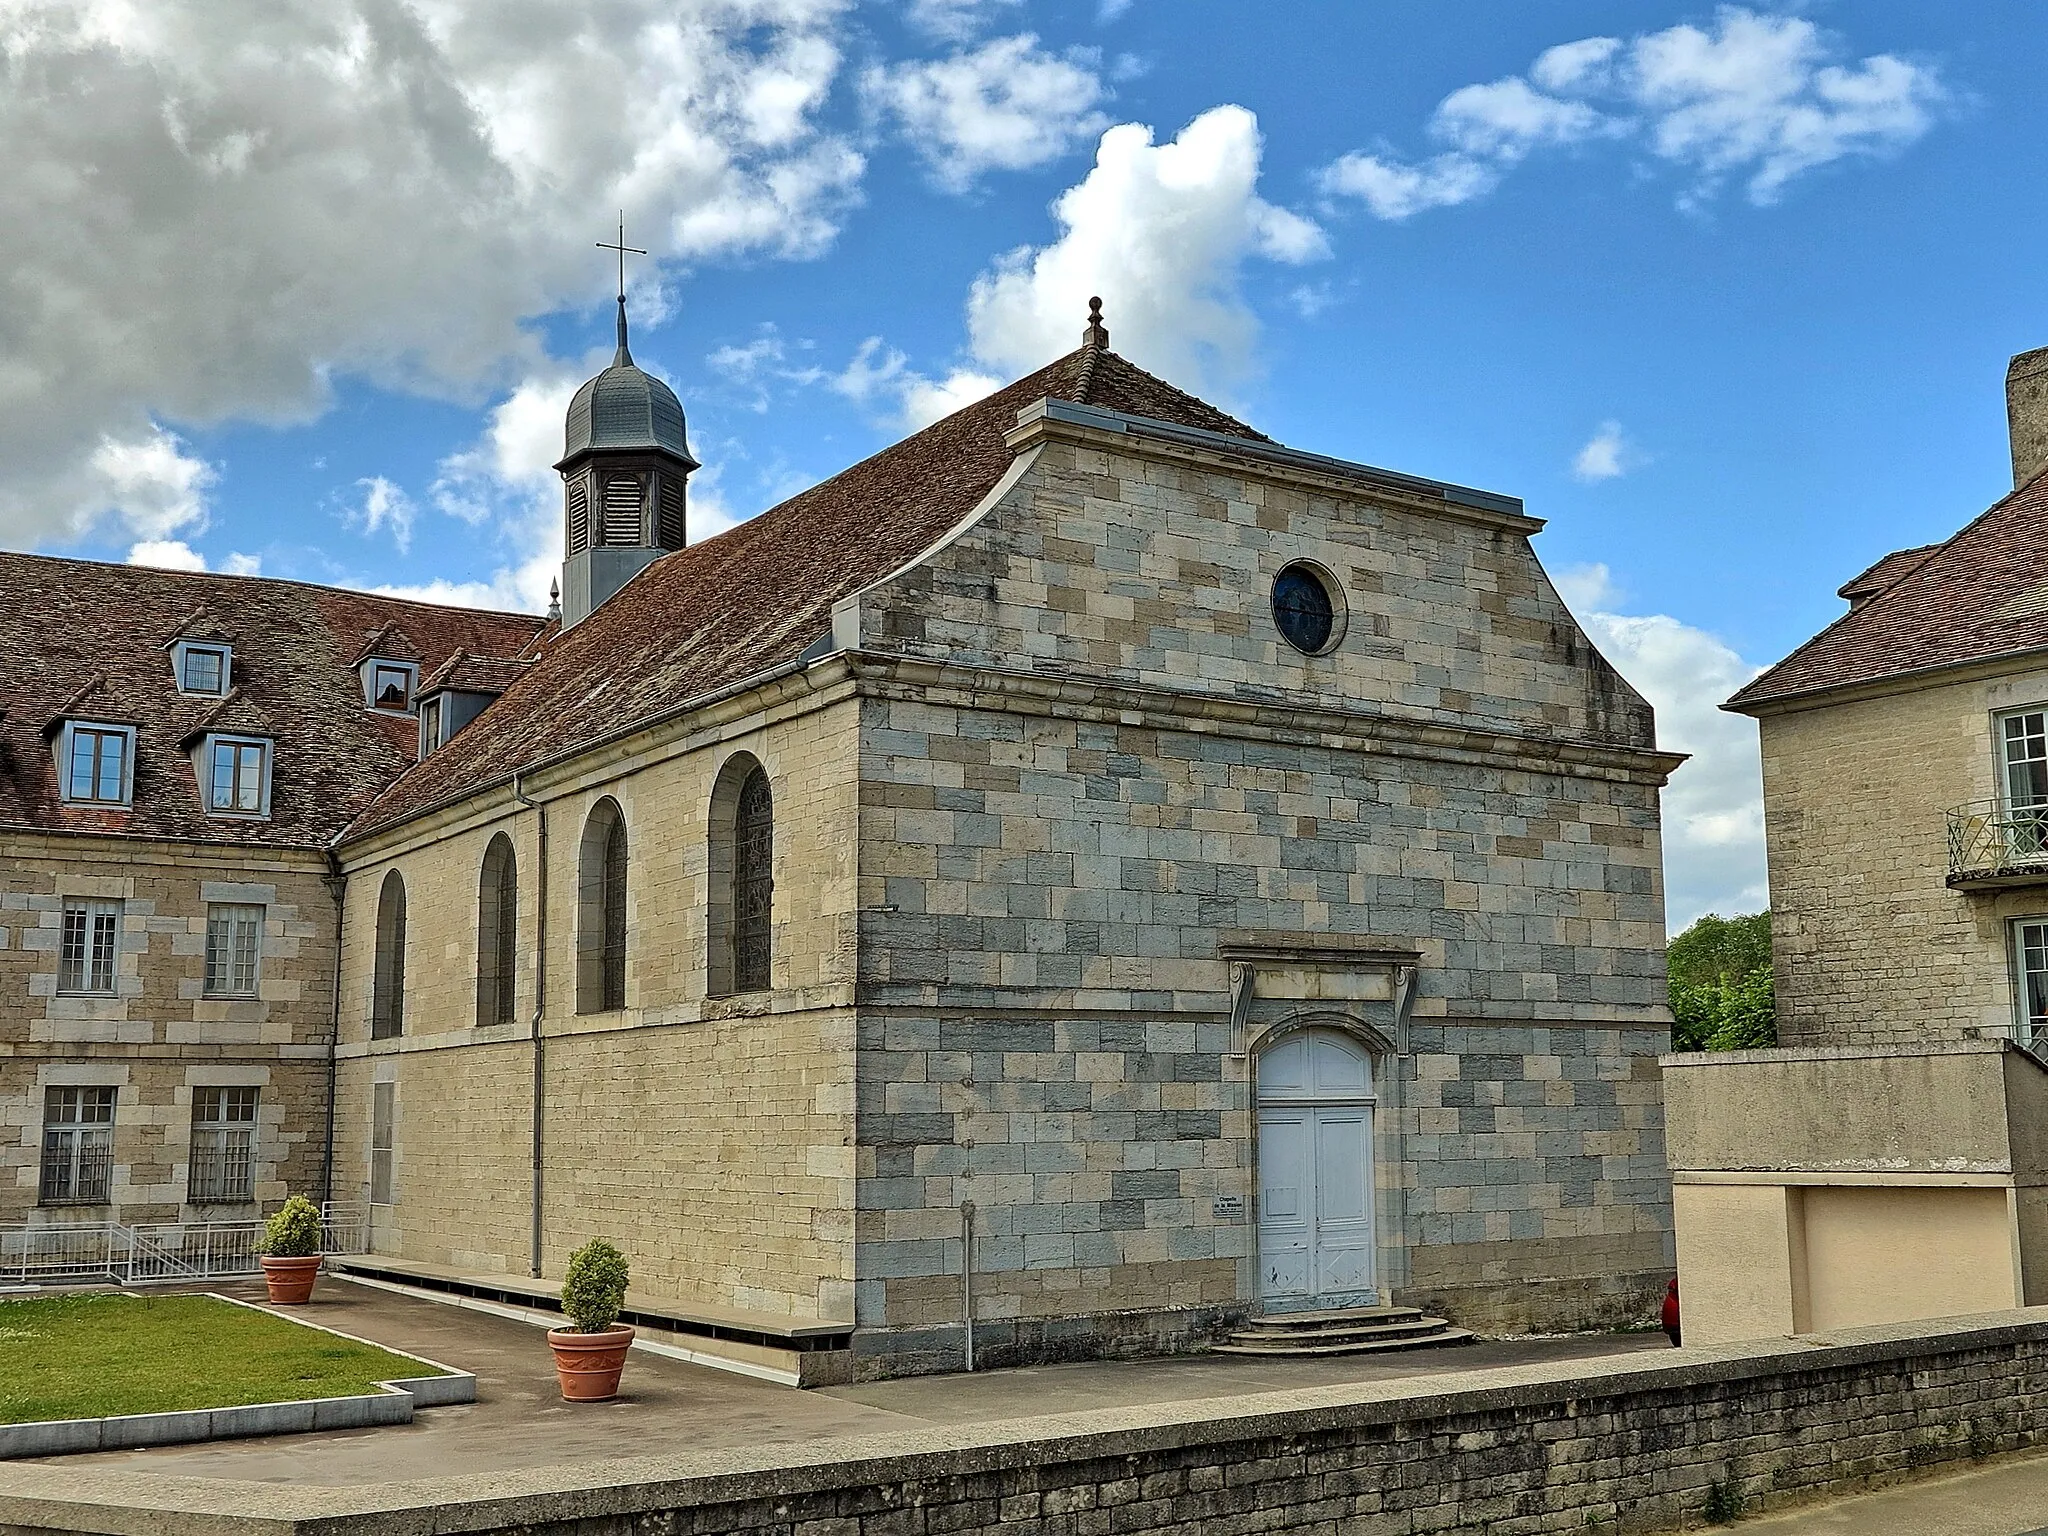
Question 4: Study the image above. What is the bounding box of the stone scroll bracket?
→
[1221,937,1424,1061]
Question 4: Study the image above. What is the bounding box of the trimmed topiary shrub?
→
[260,1194,323,1257]
[561,1238,630,1332]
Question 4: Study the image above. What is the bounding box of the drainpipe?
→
[960,1200,977,1372]
[513,773,548,1278]
[319,846,346,1208]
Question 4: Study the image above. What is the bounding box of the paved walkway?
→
[1737,1454,2048,1535]
[30,1274,1666,1486]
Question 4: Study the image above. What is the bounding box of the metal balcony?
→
[1948,799,2048,888]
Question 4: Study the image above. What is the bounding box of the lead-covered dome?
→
[558,299,697,467]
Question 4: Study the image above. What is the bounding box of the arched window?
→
[370,870,407,1040]
[734,767,773,992]
[707,754,774,996]
[577,799,627,1013]
[477,833,518,1028]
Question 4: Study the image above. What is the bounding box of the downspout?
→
[514,772,548,1278]
[319,846,346,1208]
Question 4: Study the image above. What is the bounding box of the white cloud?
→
[964,105,1327,389]
[124,538,261,574]
[125,539,209,572]
[905,0,1020,42]
[0,0,863,552]
[1318,8,1943,219]
[1572,420,1639,482]
[1556,563,1768,929]
[864,35,1109,190]
[901,370,1005,430]
[347,477,418,553]
[1097,0,1135,20]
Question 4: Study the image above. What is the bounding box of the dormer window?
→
[58,723,136,806]
[361,660,417,714]
[203,734,272,817]
[174,642,231,696]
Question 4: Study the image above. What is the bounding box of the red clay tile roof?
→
[1730,473,2048,711]
[347,345,1261,838]
[0,554,545,845]
[1835,542,1943,606]
[421,649,531,695]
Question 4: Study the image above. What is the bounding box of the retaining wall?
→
[4,1311,2048,1535]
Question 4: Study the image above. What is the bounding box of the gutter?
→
[319,845,346,1208]
[513,771,548,1279]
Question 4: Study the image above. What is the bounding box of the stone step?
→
[1245,1305,1425,1328]
[1227,1316,1452,1346]
[1211,1327,1477,1358]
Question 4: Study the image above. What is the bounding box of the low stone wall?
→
[4,1311,2048,1536]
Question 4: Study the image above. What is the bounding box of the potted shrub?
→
[547,1237,634,1401]
[258,1194,325,1304]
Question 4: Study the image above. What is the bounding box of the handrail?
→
[0,1201,370,1287]
[1948,798,2048,880]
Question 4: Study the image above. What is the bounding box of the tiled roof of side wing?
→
[347,346,1263,838]
[1729,470,2048,710]
[0,553,546,845]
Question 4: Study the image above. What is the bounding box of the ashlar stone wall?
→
[332,688,863,1321]
[0,831,330,1224]
[840,422,1677,1360]
[1758,664,2048,1048]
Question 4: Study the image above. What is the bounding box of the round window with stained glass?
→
[1271,562,1342,655]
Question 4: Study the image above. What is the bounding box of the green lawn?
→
[0,1291,446,1424]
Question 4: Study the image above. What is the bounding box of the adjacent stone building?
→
[4,300,1683,1377]
[1666,344,2048,1345]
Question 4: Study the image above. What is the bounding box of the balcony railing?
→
[1948,799,2048,887]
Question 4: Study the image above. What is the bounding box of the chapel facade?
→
[2,302,1681,1378]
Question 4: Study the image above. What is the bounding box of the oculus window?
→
[1271,562,1343,656]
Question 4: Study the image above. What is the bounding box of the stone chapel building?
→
[1,298,1681,1379]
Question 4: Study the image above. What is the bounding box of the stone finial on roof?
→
[548,579,562,624]
[1084,296,1109,351]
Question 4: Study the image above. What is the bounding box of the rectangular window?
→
[204,904,263,997]
[420,696,442,755]
[188,1086,258,1203]
[208,738,267,813]
[2018,920,2048,1047]
[40,1086,115,1205]
[63,726,130,804]
[370,1081,396,1206]
[372,664,413,712]
[58,899,120,994]
[180,646,228,695]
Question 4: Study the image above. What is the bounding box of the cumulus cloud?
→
[347,477,418,552]
[1556,563,1768,930]
[831,105,1323,432]
[1572,420,1640,482]
[0,0,863,552]
[904,0,1021,42]
[1318,8,1943,219]
[125,539,261,575]
[864,35,1110,190]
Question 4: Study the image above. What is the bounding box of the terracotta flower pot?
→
[547,1325,635,1401]
[260,1254,323,1305]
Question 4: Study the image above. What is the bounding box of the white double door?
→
[1256,1030,1377,1309]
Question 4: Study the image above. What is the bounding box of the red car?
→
[1662,1276,1681,1347]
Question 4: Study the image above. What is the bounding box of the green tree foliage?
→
[561,1237,630,1332]
[259,1194,323,1257]
[1668,911,1777,1051]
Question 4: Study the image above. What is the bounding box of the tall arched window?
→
[577,799,628,1013]
[734,767,773,992]
[477,833,518,1028]
[370,870,407,1040]
[707,754,774,997]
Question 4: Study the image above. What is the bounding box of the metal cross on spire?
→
[596,212,648,365]
[596,213,646,302]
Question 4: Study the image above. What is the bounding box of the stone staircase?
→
[1212,1305,1475,1358]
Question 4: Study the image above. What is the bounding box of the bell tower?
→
[556,223,699,629]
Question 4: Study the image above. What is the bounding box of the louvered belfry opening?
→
[601,473,645,546]
[734,766,773,993]
[658,477,686,549]
[566,480,590,556]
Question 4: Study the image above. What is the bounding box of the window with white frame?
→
[58,898,120,994]
[205,736,270,815]
[188,1086,257,1203]
[2017,920,2048,1046]
[176,643,230,696]
[370,662,415,713]
[40,1086,115,1204]
[370,1081,396,1205]
[204,904,263,997]
[60,723,133,805]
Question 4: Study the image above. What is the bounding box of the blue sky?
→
[3,0,2032,926]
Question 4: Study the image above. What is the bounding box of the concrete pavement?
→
[1738,1453,2048,1535]
[22,1274,1667,1486]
